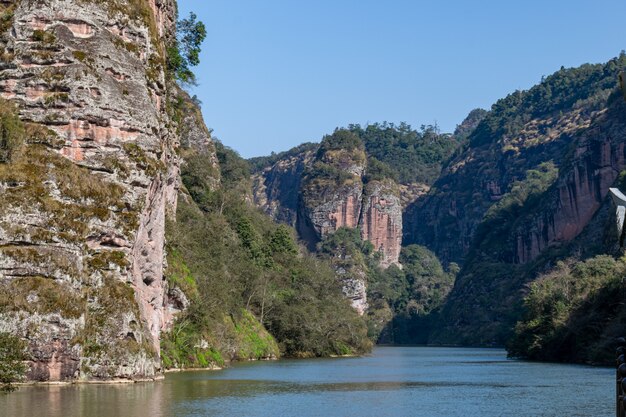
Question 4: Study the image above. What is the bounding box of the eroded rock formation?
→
[415,59,626,345]
[254,145,404,269]
[0,0,200,382]
[252,148,315,227]
[359,180,402,268]
[514,120,626,263]
[251,137,405,315]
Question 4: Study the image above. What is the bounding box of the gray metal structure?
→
[609,188,626,247]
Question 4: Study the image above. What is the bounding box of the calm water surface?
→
[1,347,613,417]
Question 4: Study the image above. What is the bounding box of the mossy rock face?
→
[0,144,131,244]
[0,276,84,319]
[0,0,182,382]
[75,277,157,380]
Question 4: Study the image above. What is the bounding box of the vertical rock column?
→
[359,180,403,268]
[0,0,179,381]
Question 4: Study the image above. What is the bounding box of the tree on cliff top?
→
[168,12,207,85]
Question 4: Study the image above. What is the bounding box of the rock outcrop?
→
[251,133,405,314]
[413,59,626,345]
[253,139,404,269]
[359,180,402,268]
[299,140,366,244]
[336,265,368,315]
[252,148,315,227]
[0,0,201,382]
[513,113,626,263]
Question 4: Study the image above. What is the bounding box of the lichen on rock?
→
[0,0,183,382]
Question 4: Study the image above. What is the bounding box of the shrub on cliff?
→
[168,12,206,85]
[317,129,363,154]
[0,332,27,392]
[0,98,25,163]
[508,255,626,364]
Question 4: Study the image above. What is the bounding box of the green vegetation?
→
[0,276,83,319]
[84,0,157,41]
[469,53,626,148]
[349,122,460,184]
[253,122,460,186]
[368,245,456,343]
[234,309,280,359]
[32,29,56,46]
[123,142,165,176]
[76,277,156,375]
[0,333,27,392]
[301,130,366,206]
[315,228,456,344]
[471,161,559,259]
[168,12,206,85]
[410,54,626,349]
[0,143,131,242]
[430,162,561,345]
[0,3,16,36]
[162,139,371,367]
[0,98,25,163]
[453,108,488,141]
[318,129,364,154]
[508,255,626,364]
[248,142,318,173]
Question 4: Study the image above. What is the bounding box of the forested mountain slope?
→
[251,55,626,363]
[412,55,626,348]
[250,121,475,343]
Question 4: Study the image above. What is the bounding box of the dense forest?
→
[251,122,463,187]
[162,140,371,368]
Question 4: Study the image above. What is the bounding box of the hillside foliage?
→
[0,332,26,392]
[508,255,626,364]
[349,122,461,184]
[0,98,25,163]
[162,142,371,367]
[315,228,456,344]
[167,12,206,85]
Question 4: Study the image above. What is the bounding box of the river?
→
[0,347,613,417]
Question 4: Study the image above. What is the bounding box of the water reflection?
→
[0,347,614,417]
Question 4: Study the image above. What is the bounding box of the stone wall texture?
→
[0,0,195,382]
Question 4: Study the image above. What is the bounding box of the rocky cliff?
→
[513,109,626,263]
[251,131,406,314]
[253,131,405,269]
[409,57,626,345]
[359,180,402,268]
[0,0,196,382]
[252,148,315,227]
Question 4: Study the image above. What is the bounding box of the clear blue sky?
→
[178,0,626,158]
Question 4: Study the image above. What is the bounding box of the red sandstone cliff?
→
[359,180,403,268]
[0,0,212,382]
